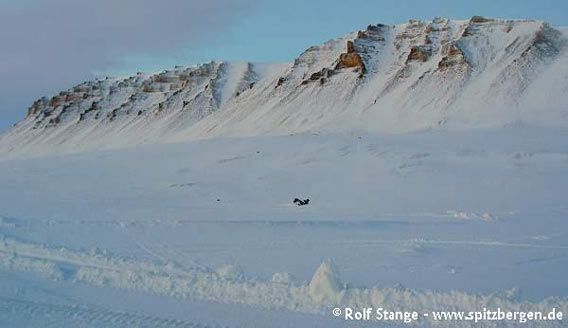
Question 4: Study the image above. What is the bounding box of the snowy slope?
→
[185,18,567,138]
[0,61,288,156]
[1,16,567,157]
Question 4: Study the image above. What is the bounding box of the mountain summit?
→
[1,17,567,156]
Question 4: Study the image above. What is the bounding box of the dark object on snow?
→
[293,198,310,206]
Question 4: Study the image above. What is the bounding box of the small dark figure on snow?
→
[293,198,310,206]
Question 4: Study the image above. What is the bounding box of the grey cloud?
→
[0,0,257,130]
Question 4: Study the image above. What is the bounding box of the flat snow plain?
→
[1,127,568,327]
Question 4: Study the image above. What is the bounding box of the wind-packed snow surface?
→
[1,128,568,327]
[1,16,568,328]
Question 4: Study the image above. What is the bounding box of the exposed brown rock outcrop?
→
[438,44,468,71]
[79,102,99,121]
[48,94,66,108]
[357,25,387,41]
[470,16,494,24]
[276,77,285,88]
[336,53,366,72]
[301,68,334,85]
[26,98,48,118]
[335,41,366,74]
[346,40,356,53]
[463,16,496,37]
[407,46,431,62]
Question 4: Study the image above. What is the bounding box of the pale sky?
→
[1,0,567,131]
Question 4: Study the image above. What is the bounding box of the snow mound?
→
[308,260,344,304]
[215,263,245,281]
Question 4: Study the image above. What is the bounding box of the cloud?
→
[0,0,257,129]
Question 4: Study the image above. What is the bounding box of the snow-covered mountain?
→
[1,16,567,156]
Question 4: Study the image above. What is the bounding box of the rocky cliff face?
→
[1,17,567,156]
[21,61,266,132]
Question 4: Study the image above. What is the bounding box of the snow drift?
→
[1,238,567,327]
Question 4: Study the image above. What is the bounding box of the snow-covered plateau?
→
[1,16,568,327]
